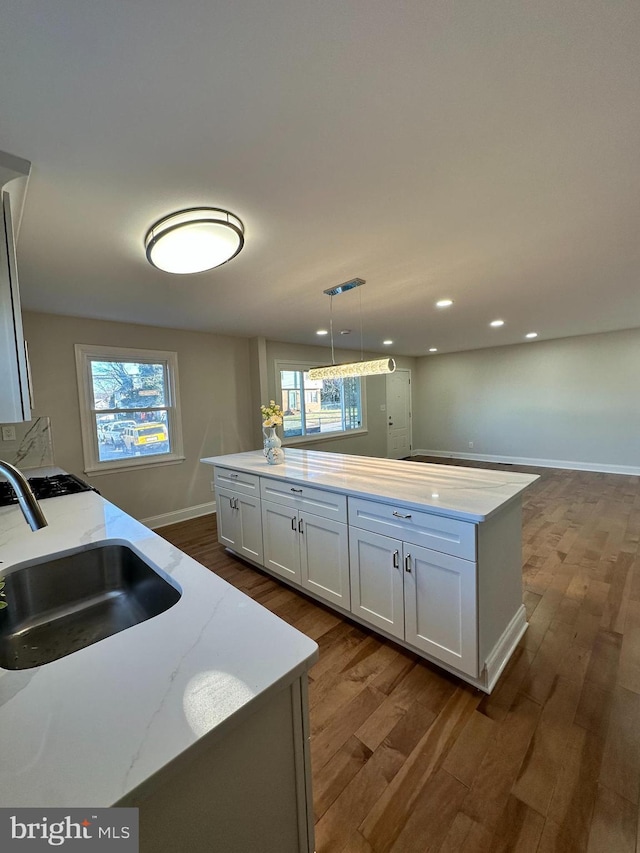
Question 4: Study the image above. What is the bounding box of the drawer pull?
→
[290,487,303,493]
[229,473,239,479]
[404,553,412,573]
[393,511,412,519]
[393,550,399,569]
[291,516,297,531]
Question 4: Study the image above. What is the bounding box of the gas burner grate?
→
[0,473,97,507]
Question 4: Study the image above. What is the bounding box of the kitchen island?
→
[201,449,539,693]
[0,484,317,852]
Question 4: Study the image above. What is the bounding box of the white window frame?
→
[75,343,185,475]
[275,359,367,446]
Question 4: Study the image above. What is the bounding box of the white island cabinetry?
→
[202,450,538,693]
[261,477,350,609]
[214,467,263,564]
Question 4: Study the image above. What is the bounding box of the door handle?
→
[392,550,399,569]
[404,553,412,573]
[229,497,234,509]
[291,516,297,531]
[298,517,304,534]
[233,497,239,510]
[389,422,393,426]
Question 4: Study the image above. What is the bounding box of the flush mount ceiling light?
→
[436,299,453,308]
[308,279,396,380]
[525,332,538,339]
[490,319,505,327]
[145,207,244,274]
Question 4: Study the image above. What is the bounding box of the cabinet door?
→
[299,514,350,610]
[403,544,478,677]
[262,500,301,583]
[348,528,404,640]
[0,191,30,423]
[236,492,264,565]
[216,487,239,551]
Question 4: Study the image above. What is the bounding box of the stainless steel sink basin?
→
[0,543,181,670]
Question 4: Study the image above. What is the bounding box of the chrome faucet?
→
[0,460,48,531]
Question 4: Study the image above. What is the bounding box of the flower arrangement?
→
[260,400,283,428]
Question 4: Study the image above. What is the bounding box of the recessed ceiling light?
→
[436,299,453,308]
[490,319,505,327]
[429,347,438,353]
[525,332,538,339]
[316,329,328,336]
[383,339,393,346]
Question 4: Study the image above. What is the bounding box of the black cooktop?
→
[0,473,97,507]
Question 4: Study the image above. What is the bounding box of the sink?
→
[0,543,181,670]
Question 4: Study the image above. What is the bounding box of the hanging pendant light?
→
[308,357,396,380]
[308,279,396,380]
[145,207,244,274]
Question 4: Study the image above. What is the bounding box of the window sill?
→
[84,455,186,476]
[282,428,368,447]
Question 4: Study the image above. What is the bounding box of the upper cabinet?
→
[0,150,32,423]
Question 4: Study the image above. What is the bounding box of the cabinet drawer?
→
[261,478,347,523]
[348,496,476,560]
[214,467,260,495]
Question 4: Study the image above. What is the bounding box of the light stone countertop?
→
[0,489,318,808]
[201,449,539,522]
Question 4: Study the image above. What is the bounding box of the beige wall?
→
[412,327,640,471]
[264,339,415,458]
[23,312,255,520]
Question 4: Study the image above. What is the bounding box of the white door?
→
[348,527,404,640]
[403,544,478,677]
[235,492,264,565]
[299,514,350,610]
[386,369,412,459]
[261,500,301,582]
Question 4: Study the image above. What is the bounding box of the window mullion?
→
[298,371,307,436]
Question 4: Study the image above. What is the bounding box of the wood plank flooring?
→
[159,458,640,852]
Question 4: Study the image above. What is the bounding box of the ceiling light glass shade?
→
[308,358,396,380]
[145,208,244,274]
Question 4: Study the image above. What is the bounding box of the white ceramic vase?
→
[262,425,284,465]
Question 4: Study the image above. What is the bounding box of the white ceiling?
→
[1,0,639,356]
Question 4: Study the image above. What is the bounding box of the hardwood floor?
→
[159,458,640,852]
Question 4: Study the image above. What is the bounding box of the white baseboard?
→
[141,501,216,530]
[412,448,640,477]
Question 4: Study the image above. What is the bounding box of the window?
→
[276,361,365,442]
[75,344,184,473]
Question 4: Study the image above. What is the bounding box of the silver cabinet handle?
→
[393,511,412,519]
[404,553,412,573]
[233,497,239,510]
[229,497,234,509]
[290,487,303,493]
[291,516,297,531]
[298,517,304,534]
[393,550,399,569]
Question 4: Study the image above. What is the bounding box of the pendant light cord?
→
[359,285,364,362]
[330,294,335,366]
